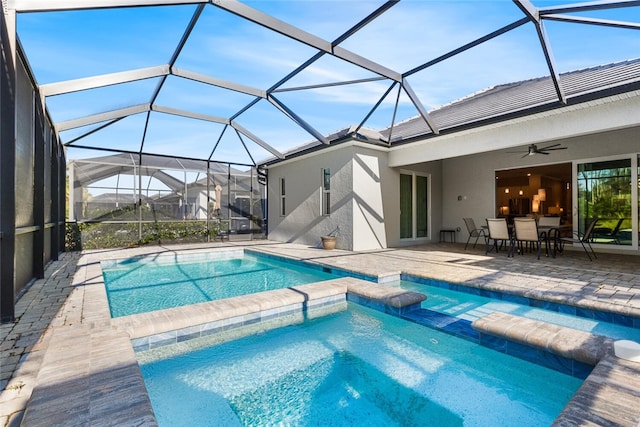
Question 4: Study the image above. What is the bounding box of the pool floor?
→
[102,252,337,317]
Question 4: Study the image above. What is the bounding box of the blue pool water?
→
[138,304,582,427]
[101,251,337,317]
[400,280,640,342]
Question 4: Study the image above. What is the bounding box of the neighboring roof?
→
[70,153,250,190]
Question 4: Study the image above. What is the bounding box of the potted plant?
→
[321,226,339,250]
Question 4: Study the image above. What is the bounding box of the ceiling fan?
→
[508,143,568,158]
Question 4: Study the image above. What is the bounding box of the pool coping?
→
[117,278,352,350]
[8,244,640,426]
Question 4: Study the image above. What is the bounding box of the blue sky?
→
[16,1,640,165]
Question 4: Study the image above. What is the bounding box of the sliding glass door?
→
[400,172,429,240]
[576,156,638,248]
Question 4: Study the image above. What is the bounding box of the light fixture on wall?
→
[532,194,540,213]
[505,188,509,194]
[518,189,524,196]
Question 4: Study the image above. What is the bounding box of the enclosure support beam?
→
[33,94,45,279]
[514,0,566,104]
[10,0,207,12]
[0,8,17,322]
[206,160,210,242]
[50,136,61,260]
[138,156,143,242]
[39,65,170,97]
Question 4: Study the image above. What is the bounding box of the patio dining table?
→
[483,221,571,258]
[538,224,572,258]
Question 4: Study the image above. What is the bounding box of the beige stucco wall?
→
[352,148,388,251]
[266,141,445,250]
[267,144,354,250]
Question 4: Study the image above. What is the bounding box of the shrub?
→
[65,220,224,250]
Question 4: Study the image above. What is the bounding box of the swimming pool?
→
[400,278,640,342]
[138,303,582,426]
[102,251,338,317]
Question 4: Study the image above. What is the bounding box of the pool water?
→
[102,252,337,317]
[138,304,582,426]
[400,280,640,342]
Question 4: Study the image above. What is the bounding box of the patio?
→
[1,241,640,426]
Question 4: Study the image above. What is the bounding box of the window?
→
[279,177,286,216]
[322,168,331,216]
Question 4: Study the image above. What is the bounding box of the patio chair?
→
[463,217,487,250]
[537,216,561,257]
[511,218,544,259]
[485,218,511,255]
[593,218,624,244]
[559,217,599,261]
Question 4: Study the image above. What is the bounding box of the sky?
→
[15,0,640,166]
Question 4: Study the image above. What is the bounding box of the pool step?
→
[379,302,613,379]
[474,314,640,426]
[473,312,613,366]
[346,281,426,316]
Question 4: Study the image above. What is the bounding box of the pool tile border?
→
[131,292,347,352]
[130,278,424,353]
[248,248,401,284]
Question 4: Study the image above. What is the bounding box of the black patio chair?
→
[593,218,624,244]
[559,217,599,261]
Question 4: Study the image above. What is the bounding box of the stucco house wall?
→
[351,147,388,251]
[390,92,640,251]
[267,145,354,249]
[266,141,445,251]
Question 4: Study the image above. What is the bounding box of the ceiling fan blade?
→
[538,151,550,154]
[540,143,561,150]
[520,153,530,158]
[544,147,568,151]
